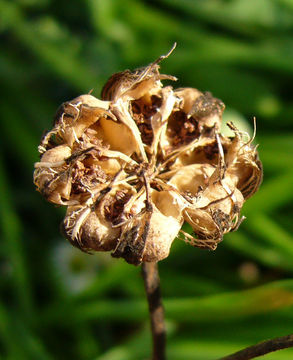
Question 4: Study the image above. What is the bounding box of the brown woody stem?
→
[219,334,293,360]
[142,262,166,360]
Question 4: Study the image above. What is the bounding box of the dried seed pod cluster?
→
[34,46,262,265]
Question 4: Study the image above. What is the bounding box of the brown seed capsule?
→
[34,45,262,265]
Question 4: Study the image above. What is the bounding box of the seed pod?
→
[224,123,263,199]
[34,145,72,204]
[112,190,183,265]
[62,204,120,253]
[34,46,262,265]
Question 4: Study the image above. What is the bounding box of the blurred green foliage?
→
[1,0,293,359]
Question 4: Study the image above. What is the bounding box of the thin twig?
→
[142,262,166,360]
[219,334,293,360]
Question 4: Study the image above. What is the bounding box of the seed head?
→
[34,45,262,265]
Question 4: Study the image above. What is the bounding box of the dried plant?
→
[34,45,262,266]
[33,44,264,360]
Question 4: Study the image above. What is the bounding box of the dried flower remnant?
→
[34,44,262,265]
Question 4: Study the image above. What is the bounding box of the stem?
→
[142,262,166,360]
[219,334,293,360]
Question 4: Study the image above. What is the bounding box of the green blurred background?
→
[1,0,293,359]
